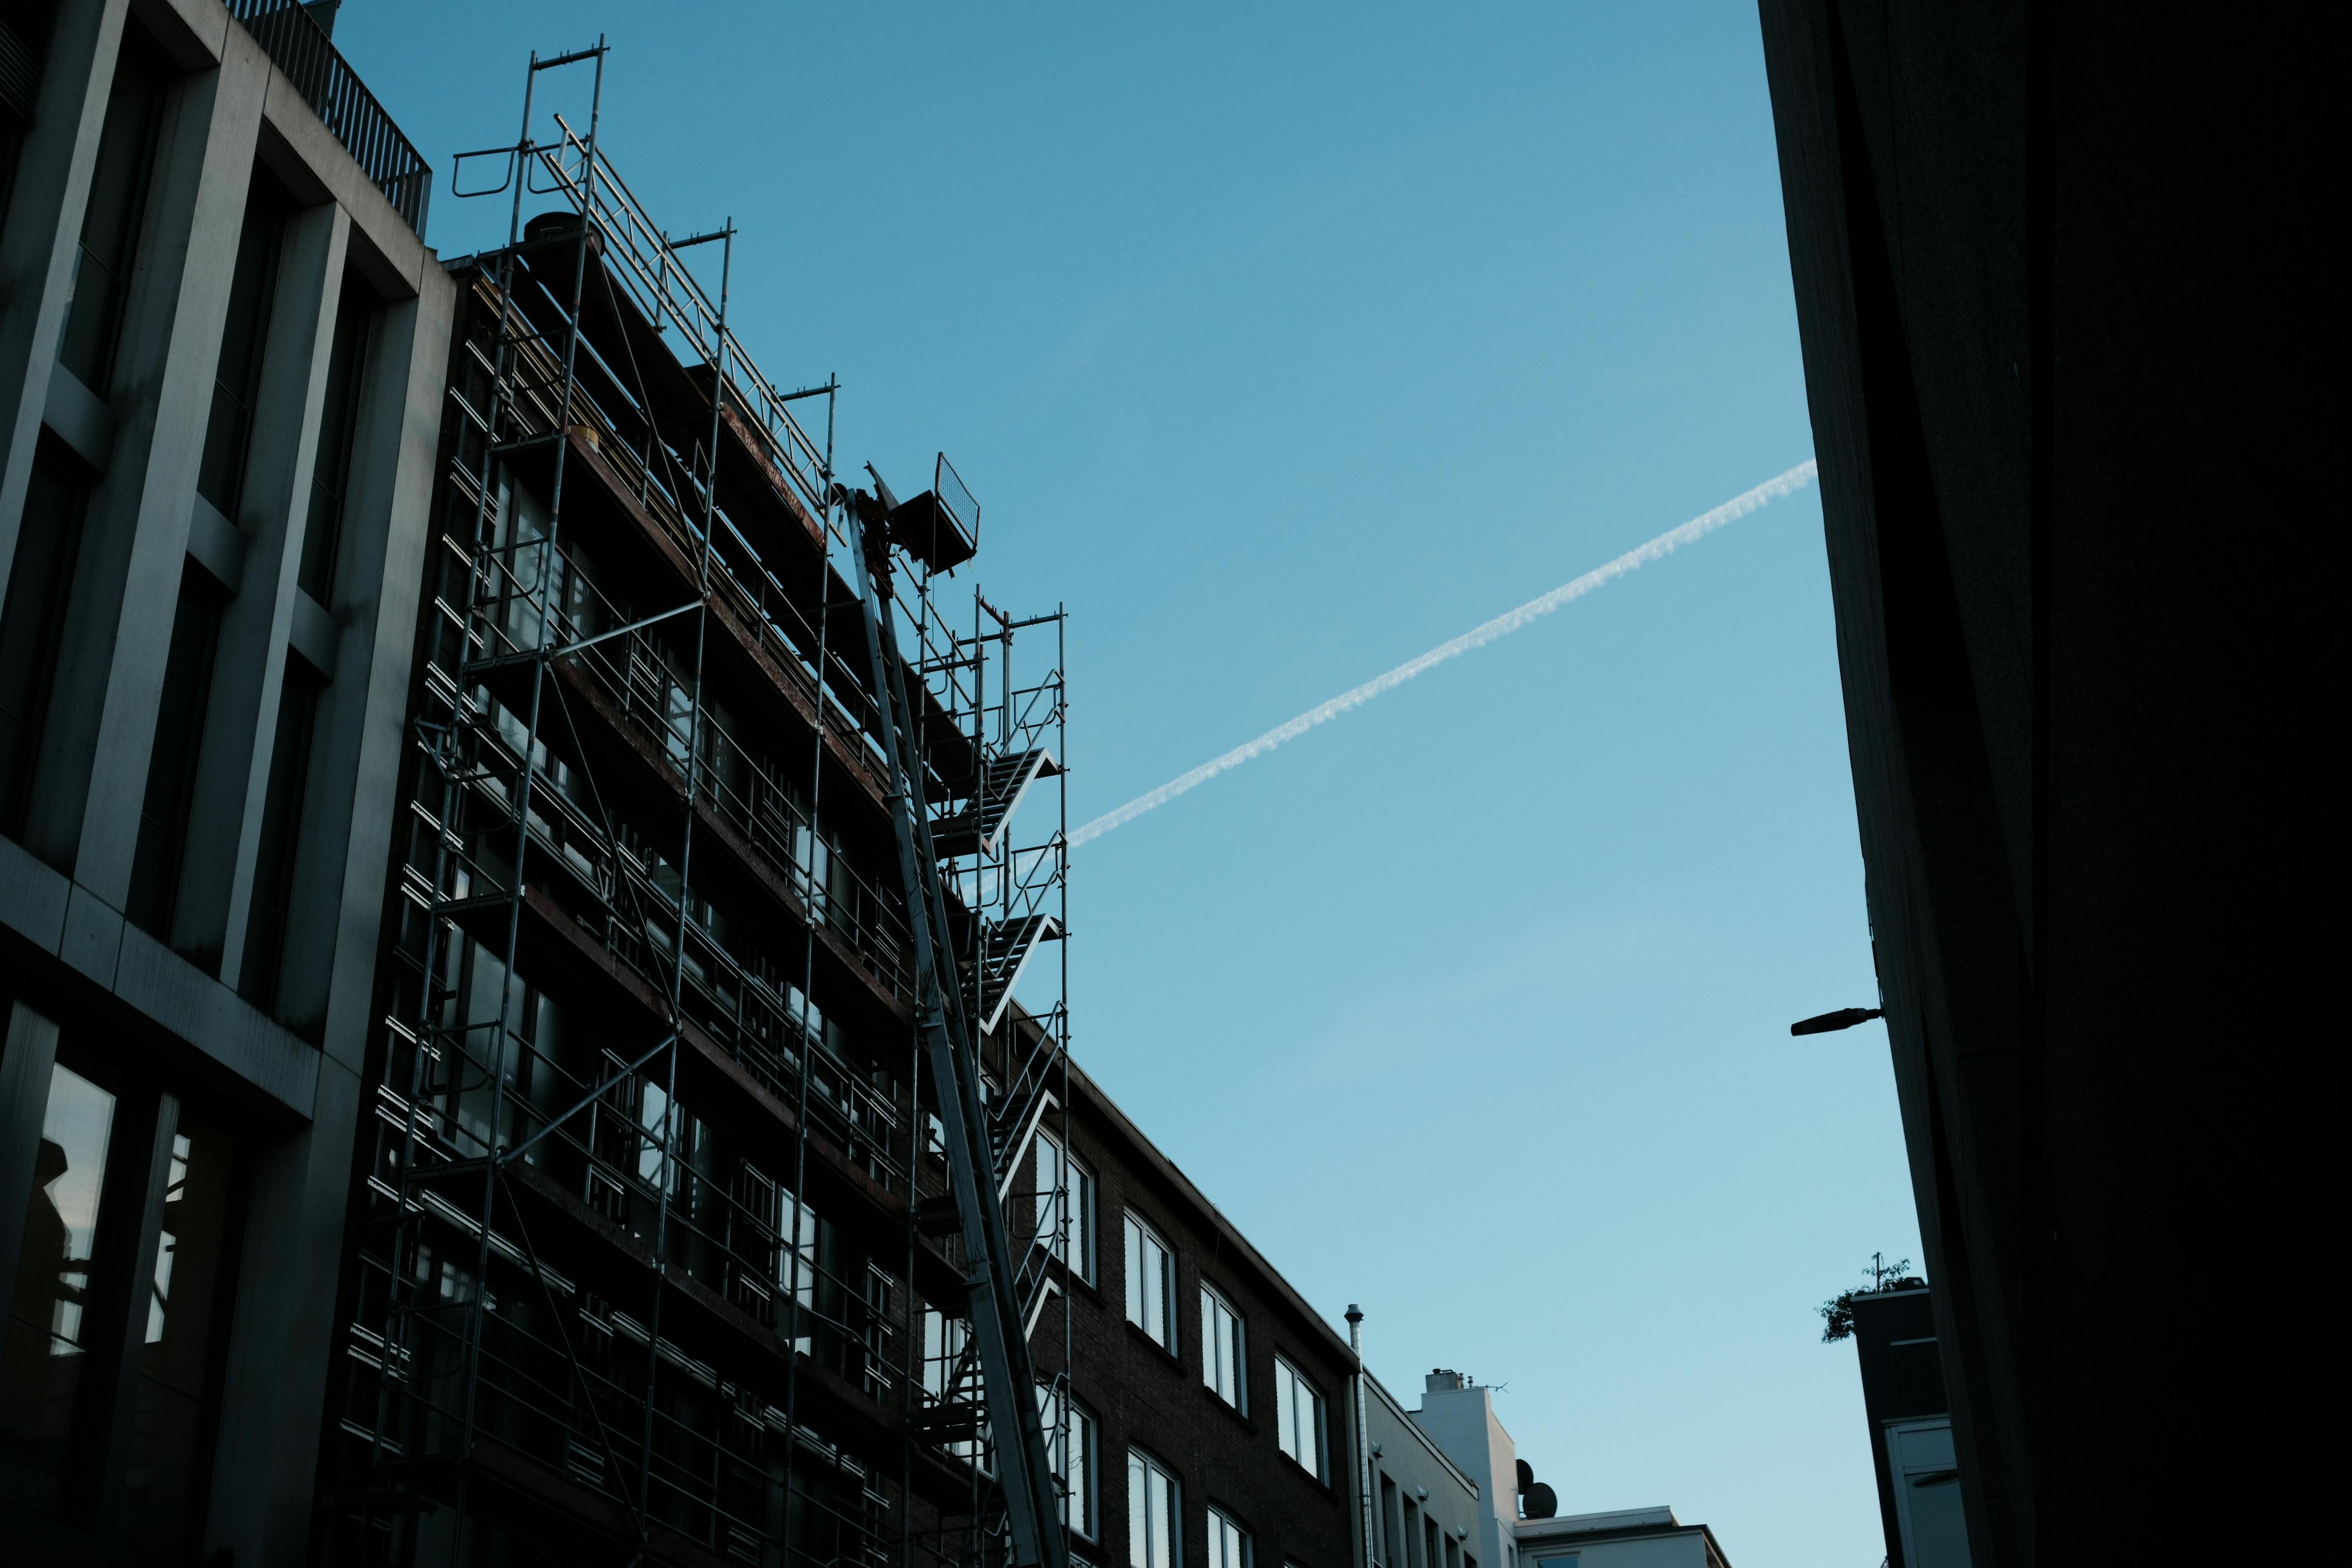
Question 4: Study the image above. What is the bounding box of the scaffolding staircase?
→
[846,472,1071,1568]
[932,746,1060,858]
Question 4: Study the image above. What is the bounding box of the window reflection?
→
[1128,1448,1178,1568]
[1036,1130,1094,1280]
[0,1062,119,1515]
[124,1108,235,1552]
[1123,1213,1174,1350]
[1040,1382,1096,1537]
[1274,1356,1325,1478]
[1208,1506,1251,1568]
[1201,1284,1245,1410]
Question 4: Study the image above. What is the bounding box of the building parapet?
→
[226,0,428,234]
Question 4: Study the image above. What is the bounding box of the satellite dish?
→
[1523,1481,1558,1520]
[1516,1459,1535,1492]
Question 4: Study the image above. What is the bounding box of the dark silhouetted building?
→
[1756,5,2310,1564]
[1849,1283,1968,1568]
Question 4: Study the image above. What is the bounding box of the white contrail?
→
[1068,459,1818,848]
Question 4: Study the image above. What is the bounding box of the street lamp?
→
[1789,1006,1884,1036]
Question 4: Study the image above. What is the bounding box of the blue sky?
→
[341,4,1919,1563]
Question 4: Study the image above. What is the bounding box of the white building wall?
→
[1520,1524,1714,1568]
[1411,1374,1526,1568]
[1364,1373,1488,1568]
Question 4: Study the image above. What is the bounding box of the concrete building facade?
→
[0,1,451,1563]
[1396,1371,1732,1568]
[1358,1368,1486,1568]
[1410,1374,1523,1568]
[1514,1508,1730,1568]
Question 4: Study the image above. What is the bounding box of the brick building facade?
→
[1021,1057,1360,1568]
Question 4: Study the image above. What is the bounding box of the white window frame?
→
[1036,1126,1096,1283]
[1128,1448,1181,1568]
[1123,1211,1175,1351]
[923,1308,984,1463]
[1040,1382,1098,1538]
[1273,1354,1325,1478]
[1200,1281,1246,1411]
[1207,1505,1252,1568]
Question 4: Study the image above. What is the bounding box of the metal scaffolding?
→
[329,44,1074,1568]
[844,482,1073,1568]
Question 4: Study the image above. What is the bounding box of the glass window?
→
[57,30,168,394]
[1273,1355,1325,1477]
[1127,1448,1179,1568]
[774,1186,820,1353]
[299,266,378,601]
[1123,1212,1174,1350]
[1201,1282,1244,1410]
[0,440,92,836]
[1,127,23,263]
[1040,1382,1097,1538]
[240,660,321,1017]
[923,1310,981,1462]
[128,565,226,939]
[0,1059,119,1515]
[195,171,289,516]
[1036,1128,1094,1282]
[123,1106,236,1552]
[1208,1506,1251,1568]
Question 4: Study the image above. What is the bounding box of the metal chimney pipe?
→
[1348,1303,1376,1568]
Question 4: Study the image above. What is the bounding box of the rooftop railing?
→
[537,114,829,516]
[227,1,430,235]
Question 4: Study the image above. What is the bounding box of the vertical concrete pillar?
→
[27,32,267,889]
[0,0,126,604]
[201,1056,361,1567]
[280,264,451,1050]
[0,999,64,1325]
[178,198,348,980]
